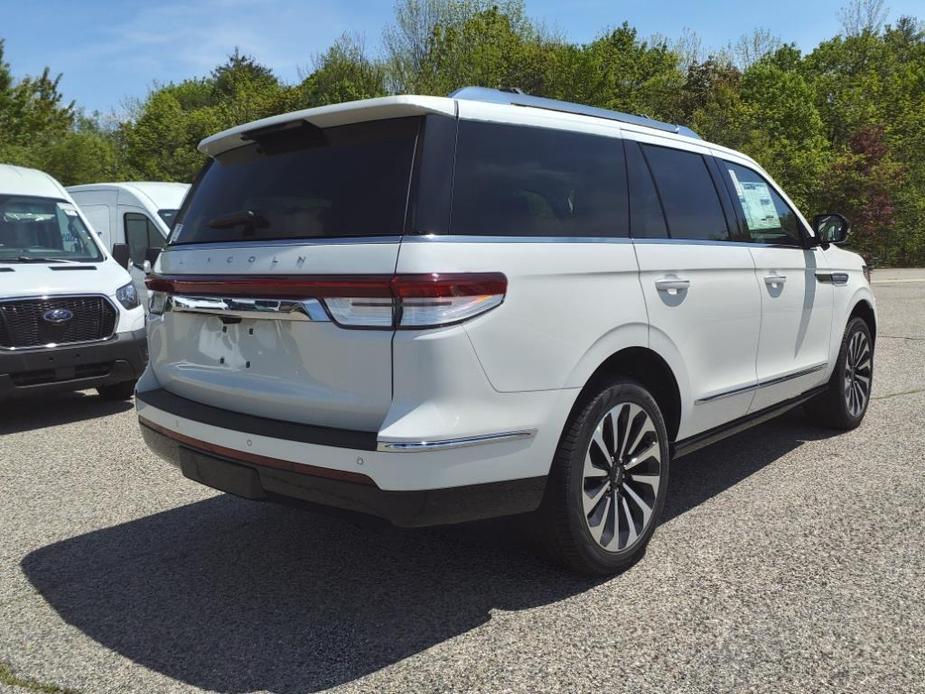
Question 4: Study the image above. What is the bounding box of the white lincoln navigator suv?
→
[136,88,876,574]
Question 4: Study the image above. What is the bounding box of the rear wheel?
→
[806,317,873,430]
[96,380,137,401]
[540,379,670,575]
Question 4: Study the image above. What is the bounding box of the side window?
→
[124,213,163,266]
[450,121,628,237]
[722,161,804,246]
[626,140,668,238]
[640,144,729,241]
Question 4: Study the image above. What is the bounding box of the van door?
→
[626,139,762,439]
[145,117,420,430]
[715,159,834,410]
[121,208,164,304]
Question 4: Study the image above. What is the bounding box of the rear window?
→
[171,118,419,245]
[450,121,628,237]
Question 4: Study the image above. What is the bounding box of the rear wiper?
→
[15,255,80,264]
[207,210,270,234]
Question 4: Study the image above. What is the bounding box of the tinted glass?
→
[722,161,803,245]
[640,144,729,241]
[125,213,164,266]
[158,209,179,227]
[450,121,628,237]
[626,140,668,238]
[172,118,419,245]
[0,196,102,263]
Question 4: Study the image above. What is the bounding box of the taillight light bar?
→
[145,273,507,329]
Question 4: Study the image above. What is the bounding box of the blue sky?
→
[1,0,922,115]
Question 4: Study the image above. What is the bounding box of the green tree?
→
[297,35,387,107]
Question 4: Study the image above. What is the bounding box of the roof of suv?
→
[197,88,758,170]
[0,164,70,200]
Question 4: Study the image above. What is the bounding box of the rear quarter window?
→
[449,121,628,238]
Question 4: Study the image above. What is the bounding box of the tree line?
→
[1,0,923,265]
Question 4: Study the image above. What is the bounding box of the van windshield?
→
[0,195,103,263]
[171,117,419,245]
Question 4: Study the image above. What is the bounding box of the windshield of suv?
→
[158,209,179,228]
[170,117,419,245]
[0,195,103,263]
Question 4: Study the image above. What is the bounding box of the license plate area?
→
[179,447,266,499]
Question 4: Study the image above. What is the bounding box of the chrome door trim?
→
[377,429,536,452]
[168,295,330,322]
[696,362,828,404]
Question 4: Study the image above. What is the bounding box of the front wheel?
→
[539,379,670,575]
[805,316,873,430]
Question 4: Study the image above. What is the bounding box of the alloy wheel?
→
[581,403,662,552]
[844,330,872,418]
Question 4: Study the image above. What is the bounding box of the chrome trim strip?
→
[696,363,829,404]
[166,236,402,251]
[0,293,119,352]
[403,235,782,248]
[168,295,330,322]
[377,429,536,452]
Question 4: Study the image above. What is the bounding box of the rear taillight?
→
[145,273,507,328]
[392,273,506,328]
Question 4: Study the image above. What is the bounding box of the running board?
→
[671,385,828,460]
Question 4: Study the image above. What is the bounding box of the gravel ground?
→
[1,270,923,694]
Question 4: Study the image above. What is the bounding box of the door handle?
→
[655,277,690,293]
[764,274,787,288]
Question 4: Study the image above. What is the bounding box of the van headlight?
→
[116,282,140,310]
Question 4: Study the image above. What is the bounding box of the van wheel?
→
[539,379,670,575]
[96,381,137,401]
[805,317,873,430]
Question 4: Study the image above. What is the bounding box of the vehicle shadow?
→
[20,408,837,693]
[0,391,133,435]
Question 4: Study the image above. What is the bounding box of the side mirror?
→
[812,213,850,246]
[145,247,161,269]
[111,243,131,269]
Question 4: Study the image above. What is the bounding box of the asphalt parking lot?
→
[2,270,924,694]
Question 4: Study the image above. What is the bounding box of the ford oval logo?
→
[43,308,74,324]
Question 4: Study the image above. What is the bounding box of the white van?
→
[1,165,147,401]
[136,89,875,574]
[67,182,189,298]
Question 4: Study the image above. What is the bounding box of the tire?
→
[805,316,873,430]
[539,379,670,575]
[96,380,137,401]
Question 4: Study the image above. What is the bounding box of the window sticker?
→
[728,168,780,231]
[58,202,79,217]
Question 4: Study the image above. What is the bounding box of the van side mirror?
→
[812,213,850,246]
[145,247,162,266]
[111,243,131,268]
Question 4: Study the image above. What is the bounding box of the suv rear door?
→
[146,117,420,431]
[626,137,762,439]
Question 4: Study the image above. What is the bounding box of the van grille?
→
[0,296,117,349]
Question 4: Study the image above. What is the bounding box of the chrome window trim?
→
[167,295,331,322]
[166,235,403,251]
[0,293,119,352]
[402,235,783,247]
[377,429,536,452]
[696,363,829,404]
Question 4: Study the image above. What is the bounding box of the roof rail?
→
[449,86,701,140]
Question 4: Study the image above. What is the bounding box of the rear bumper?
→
[139,417,546,527]
[0,328,147,400]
